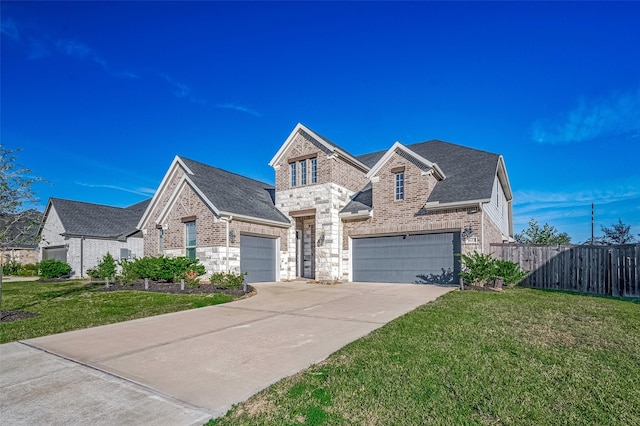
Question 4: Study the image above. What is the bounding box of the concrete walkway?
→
[1,281,454,425]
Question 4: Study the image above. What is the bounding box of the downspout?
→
[480,204,485,254]
[223,216,233,272]
[80,236,84,278]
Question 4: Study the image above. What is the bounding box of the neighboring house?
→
[38,198,150,277]
[141,123,513,284]
[1,209,42,265]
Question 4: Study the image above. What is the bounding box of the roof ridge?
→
[407,139,500,157]
[177,155,274,187]
[51,197,130,210]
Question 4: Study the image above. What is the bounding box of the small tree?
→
[1,145,44,315]
[515,219,571,244]
[599,219,636,245]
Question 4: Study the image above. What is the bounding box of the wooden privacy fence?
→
[490,243,640,298]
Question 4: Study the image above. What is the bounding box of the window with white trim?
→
[185,221,196,260]
[311,158,317,183]
[291,162,297,187]
[395,172,404,200]
[300,159,307,185]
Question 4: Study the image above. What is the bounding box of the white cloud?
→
[215,103,262,117]
[532,87,640,144]
[160,74,207,104]
[75,182,155,197]
[1,17,20,41]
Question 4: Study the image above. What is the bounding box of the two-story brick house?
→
[138,123,513,284]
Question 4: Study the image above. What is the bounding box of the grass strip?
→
[211,287,640,425]
[0,280,235,343]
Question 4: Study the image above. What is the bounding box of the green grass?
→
[211,287,640,426]
[0,279,235,343]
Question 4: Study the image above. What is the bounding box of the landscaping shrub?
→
[2,260,22,276]
[459,252,527,289]
[18,263,38,276]
[494,258,528,287]
[38,259,72,279]
[210,271,246,289]
[115,255,205,283]
[87,253,117,280]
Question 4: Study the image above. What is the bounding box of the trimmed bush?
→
[459,252,527,289]
[116,256,205,283]
[38,259,72,279]
[2,260,22,276]
[18,263,38,276]
[87,253,117,280]
[210,272,246,289]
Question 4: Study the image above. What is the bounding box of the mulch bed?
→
[90,280,254,297]
[1,310,39,323]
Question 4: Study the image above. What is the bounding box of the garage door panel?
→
[352,233,460,284]
[240,235,276,283]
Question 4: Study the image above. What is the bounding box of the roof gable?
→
[366,141,446,180]
[139,155,290,228]
[269,123,368,171]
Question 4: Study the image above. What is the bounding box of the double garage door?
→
[352,232,461,284]
[240,235,277,283]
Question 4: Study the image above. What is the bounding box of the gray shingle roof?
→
[340,183,372,214]
[179,156,290,224]
[50,198,150,240]
[342,140,500,213]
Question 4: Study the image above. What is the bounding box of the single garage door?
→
[352,233,461,284]
[42,246,68,263]
[240,234,277,283]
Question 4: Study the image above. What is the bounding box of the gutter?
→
[338,210,373,220]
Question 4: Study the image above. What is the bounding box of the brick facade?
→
[141,162,289,279]
[135,125,512,283]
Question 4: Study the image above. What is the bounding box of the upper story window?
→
[289,155,317,188]
[291,162,297,187]
[300,159,307,185]
[185,221,196,260]
[395,172,405,200]
[311,158,317,183]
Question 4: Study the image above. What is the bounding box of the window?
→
[291,162,297,187]
[395,172,404,200]
[159,228,164,252]
[311,158,317,183]
[185,221,196,260]
[300,159,307,185]
[120,248,131,260]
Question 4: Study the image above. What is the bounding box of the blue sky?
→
[2,1,639,243]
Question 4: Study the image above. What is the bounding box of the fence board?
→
[491,243,640,298]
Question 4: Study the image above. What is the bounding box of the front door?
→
[295,216,315,279]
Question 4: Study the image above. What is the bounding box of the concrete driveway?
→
[1,281,454,425]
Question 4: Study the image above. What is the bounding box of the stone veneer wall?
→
[273,129,370,280]
[277,183,354,280]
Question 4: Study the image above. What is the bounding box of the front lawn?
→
[0,279,236,343]
[211,287,640,425]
